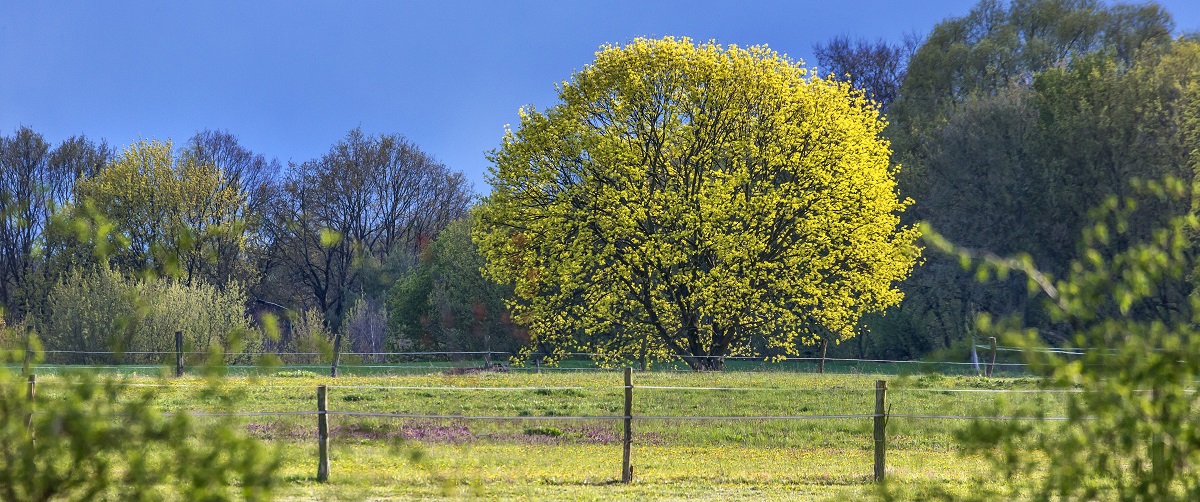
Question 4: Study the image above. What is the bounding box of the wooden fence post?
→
[175,330,184,377]
[622,367,633,483]
[23,325,34,376]
[986,337,997,378]
[874,379,887,482]
[317,385,330,482]
[26,374,36,433]
[818,338,828,374]
[484,333,492,368]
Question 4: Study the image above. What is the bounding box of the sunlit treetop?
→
[474,37,920,370]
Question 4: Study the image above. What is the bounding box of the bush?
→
[135,278,259,363]
[344,297,387,362]
[286,308,333,364]
[523,426,563,437]
[38,267,258,364]
[0,338,279,499]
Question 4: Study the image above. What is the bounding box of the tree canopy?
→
[388,218,522,356]
[474,37,920,370]
[836,0,1197,360]
[71,140,247,285]
[923,178,1200,500]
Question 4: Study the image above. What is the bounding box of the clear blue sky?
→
[3,1,1198,193]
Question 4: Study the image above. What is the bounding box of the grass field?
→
[29,367,1053,500]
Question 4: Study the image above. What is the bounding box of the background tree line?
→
[814,0,1200,360]
[0,127,519,362]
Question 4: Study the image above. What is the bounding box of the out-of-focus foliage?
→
[475,37,919,370]
[1,156,280,499]
[922,178,1200,500]
[0,338,278,500]
[0,123,481,497]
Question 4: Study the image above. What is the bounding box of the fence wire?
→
[161,409,1075,422]
[22,379,1130,394]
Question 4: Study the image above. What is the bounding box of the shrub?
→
[523,426,563,437]
[38,266,258,364]
[287,308,333,364]
[0,338,279,499]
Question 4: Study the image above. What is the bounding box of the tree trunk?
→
[700,356,724,371]
[330,332,343,378]
[680,354,724,371]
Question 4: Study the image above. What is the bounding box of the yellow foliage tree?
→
[70,140,248,285]
[474,37,920,370]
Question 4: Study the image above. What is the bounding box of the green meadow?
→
[29,368,1055,500]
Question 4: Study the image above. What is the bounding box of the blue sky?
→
[3,1,1199,192]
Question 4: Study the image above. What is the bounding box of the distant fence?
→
[23,335,1047,377]
[20,368,1077,485]
[13,358,1034,377]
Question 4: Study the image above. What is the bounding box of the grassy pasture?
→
[29,368,1051,500]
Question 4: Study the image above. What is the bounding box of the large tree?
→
[70,140,246,285]
[179,130,281,287]
[388,218,521,357]
[813,35,915,112]
[268,129,469,343]
[0,127,110,321]
[474,37,920,371]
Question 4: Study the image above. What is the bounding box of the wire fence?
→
[16,369,1089,485]
[10,338,1097,483]
[2,336,1144,489]
[17,345,1054,377]
[25,381,1078,424]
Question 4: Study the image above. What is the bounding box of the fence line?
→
[327,411,627,420]
[172,411,316,418]
[21,369,1095,486]
[52,408,1076,422]
[291,377,1075,484]
[889,413,1077,421]
[14,358,1031,367]
[895,388,1083,394]
[26,379,1110,394]
[177,410,889,421]
[972,344,1172,355]
[30,380,619,391]
[22,344,1045,383]
[32,349,1034,366]
[634,385,869,391]
[975,345,1086,355]
[39,350,508,356]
